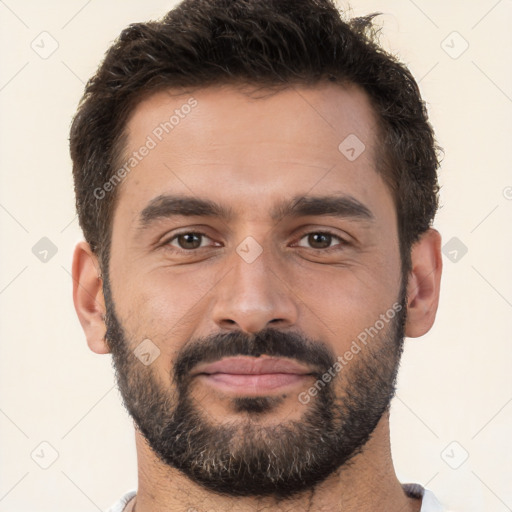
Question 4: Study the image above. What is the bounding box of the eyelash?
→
[162,230,348,254]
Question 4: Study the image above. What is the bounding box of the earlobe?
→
[404,228,443,338]
[72,241,110,354]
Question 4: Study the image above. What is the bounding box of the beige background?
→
[1,1,511,510]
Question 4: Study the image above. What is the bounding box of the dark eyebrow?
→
[271,194,374,223]
[139,195,234,228]
[138,193,374,229]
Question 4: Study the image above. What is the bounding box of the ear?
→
[404,228,443,338]
[72,241,110,354]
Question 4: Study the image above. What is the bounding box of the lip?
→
[191,355,313,376]
[192,356,314,394]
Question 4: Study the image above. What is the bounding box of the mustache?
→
[173,327,336,385]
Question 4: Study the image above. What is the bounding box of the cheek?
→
[116,266,221,352]
[286,251,401,350]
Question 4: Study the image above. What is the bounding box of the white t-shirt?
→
[108,483,447,511]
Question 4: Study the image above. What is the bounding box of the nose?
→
[211,244,299,334]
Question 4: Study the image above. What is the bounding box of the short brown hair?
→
[70,0,441,277]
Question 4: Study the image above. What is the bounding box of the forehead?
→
[123,81,379,162]
[114,82,390,223]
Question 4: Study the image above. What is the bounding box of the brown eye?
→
[168,232,210,250]
[296,231,346,250]
[308,233,332,249]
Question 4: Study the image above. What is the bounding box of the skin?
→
[72,82,442,511]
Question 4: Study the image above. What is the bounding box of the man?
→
[70,0,445,510]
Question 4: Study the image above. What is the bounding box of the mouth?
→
[192,355,314,394]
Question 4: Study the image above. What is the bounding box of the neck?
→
[128,412,422,512]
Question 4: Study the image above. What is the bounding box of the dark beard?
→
[103,275,407,500]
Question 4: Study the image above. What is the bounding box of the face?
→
[104,82,406,498]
